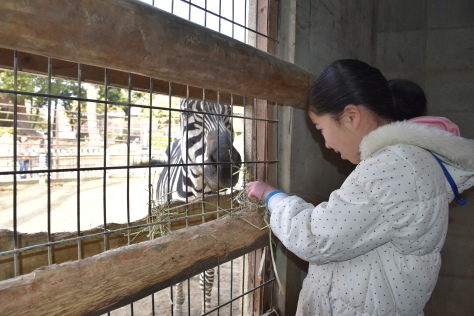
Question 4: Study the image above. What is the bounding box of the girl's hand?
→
[245,181,277,202]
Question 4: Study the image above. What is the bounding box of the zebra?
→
[156,98,242,315]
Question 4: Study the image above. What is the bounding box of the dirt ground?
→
[107,258,244,316]
[0,176,153,233]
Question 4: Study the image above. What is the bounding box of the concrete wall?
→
[276,0,474,315]
[375,1,474,314]
[276,0,375,201]
[375,0,474,139]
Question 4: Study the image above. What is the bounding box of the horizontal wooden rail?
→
[0,207,270,316]
[0,47,245,106]
[0,195,238,280]
[0,0,316,109]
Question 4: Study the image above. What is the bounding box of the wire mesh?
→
[0,1,280,314]
[142,0,278,46]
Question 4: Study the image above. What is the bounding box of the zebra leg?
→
[199,268,215,313]
[174,282,185,316]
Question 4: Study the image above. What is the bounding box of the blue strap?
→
[265,190,286,205]
[430,152,467,206]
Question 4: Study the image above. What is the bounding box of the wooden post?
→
[247,1,279,314]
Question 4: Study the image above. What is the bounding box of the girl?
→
[246,59,474,315]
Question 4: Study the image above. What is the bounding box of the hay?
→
[128,162,284,293]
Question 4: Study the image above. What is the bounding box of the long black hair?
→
[388,79,427,120]
[307,59,425,122]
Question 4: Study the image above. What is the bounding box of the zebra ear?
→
[180,98,204,113]
[180,98,191,110]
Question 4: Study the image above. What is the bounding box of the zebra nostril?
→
[209,154,217,163]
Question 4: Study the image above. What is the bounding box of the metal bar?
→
[266,102,269,182]
[255,0,260,48]
[253,248,257,312]
[266,0,270,43]
[184,85,191,316]
[260,247,267,314]
[46,57,53,266]
[185,85,190,229]
[12,49,19,277]
[179,0,278,43]
[204,0,208,27]
[186,278,191,315]
[187,0,191,20]
[0,87,274,123]
[230,258,234,314]
[103,69,109,252]
[241,253,246,314]
[219,0,222,33]
[148,76,156,316]
[253,98,258,181]
[232,0,235,39]
[0,160,278,176]
[230,93,236,205]
[217,259,221,316]
[216,91,221,216]
[126,73,132,245]
[244,0,248,44]
[201,89,206,224]
[148,78,154,222]
[77,63,83,260]
[166,82,172,207]
[151,292,156,316]
[170,283,174,316]
[164,89,174,316]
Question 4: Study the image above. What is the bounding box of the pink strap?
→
[408,116,460,136]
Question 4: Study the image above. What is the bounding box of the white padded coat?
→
[268,121,474,316]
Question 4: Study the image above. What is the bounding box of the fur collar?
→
[360,121,474,171]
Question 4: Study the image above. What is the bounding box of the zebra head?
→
[179,99,242,195]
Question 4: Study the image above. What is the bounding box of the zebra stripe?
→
[157,99,240,202]
[200,269,215,312]
[156,99,242,315]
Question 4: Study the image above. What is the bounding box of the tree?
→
[0,69,180,147]
[0,70,78,136]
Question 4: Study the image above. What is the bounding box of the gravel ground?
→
[108,258,244,316]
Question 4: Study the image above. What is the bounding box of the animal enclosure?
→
[0,0,315,315]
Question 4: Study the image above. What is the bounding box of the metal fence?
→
[0,1,280,315]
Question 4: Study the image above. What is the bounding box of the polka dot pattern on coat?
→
[270,144,450,316]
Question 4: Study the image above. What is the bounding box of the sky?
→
[138,0,250,43]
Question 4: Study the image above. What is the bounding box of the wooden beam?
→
[0,48,245,106]
[0,194,236,281]
[0,0,316,109]
[0,207,269,316]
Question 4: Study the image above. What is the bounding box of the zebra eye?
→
[184,112,201,124]
[186,135,200,147]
